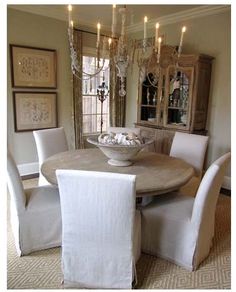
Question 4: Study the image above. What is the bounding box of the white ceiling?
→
[9,4,202,32]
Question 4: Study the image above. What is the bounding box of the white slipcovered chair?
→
[56,169,141,289]
[141,152,230,271]
[170,132,209,196]
[33,127,68,186]
[7,151,62,256]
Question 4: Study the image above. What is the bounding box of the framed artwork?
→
[10,44,57,88]
[13,92,57,132]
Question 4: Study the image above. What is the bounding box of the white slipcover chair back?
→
[191,152,231,266]
[141,152,230,271]
[33,127,68,186]
[170,132,209,177]
[7,151,62,256]
[107,126,141,136]
[170,132,209,196]
[56,169,141,289]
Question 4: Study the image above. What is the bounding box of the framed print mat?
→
[10,45,57,88]
[13,92,57,132]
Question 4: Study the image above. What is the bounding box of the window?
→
[82,56,110,134]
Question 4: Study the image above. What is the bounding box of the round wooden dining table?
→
[41,148,194,197]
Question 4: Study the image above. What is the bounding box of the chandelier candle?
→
[178,26,186,57]
[112,4,116,38]
[68,4,72,26]
[108,38,112,49]
[157,37,162,63]
[120,8,126,40]
[97,23,101,47]
[144,16,148,40]
[155,23,159,52]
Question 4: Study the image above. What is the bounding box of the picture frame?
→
[13,92,58,132]
[10,44,57,88]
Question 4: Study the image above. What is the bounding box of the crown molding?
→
[10,4,230,36]
[127,5,230,34]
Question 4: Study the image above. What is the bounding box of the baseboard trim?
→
[17,162,39,176]
[21,173,39,180]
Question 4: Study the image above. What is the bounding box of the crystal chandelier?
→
[67,5,187,96]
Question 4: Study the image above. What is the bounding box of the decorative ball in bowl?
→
[87,132,153,167]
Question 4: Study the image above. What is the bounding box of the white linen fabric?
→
[56,169,141,289]
[170,132,209,197]
[141,152,230,271]
[7,151,62,256]
[170,132,209,177]
[33,127,68,186]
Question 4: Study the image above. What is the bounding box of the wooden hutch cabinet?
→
[136,45,213,154]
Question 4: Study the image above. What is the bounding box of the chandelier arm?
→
[146,73,158,88]
[145,50,161,88]
[72,52,106,78]
[69,28,108,79]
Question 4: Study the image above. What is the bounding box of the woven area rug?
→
[7,179,231,289]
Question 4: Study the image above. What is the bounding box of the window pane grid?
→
[83,113,109,134]
[82,56,110,134]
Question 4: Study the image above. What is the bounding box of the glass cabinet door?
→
[139,72,163,125]
[164,66,194,130]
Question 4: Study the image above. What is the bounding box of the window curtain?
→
[72,32,126,145]
[73,30,84,149]
[109,42,126,127]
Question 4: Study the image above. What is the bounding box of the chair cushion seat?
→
[25,185,60,212]
[147,193,194,221]
[141,193,195,269]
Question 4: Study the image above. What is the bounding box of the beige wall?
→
[7,8,75,166]
[126,11,231,177]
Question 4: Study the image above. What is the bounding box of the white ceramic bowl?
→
[87,136,153,166]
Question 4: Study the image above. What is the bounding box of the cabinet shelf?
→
[168,106,187,110]
[141,104,157,108]
[168,122,186,126]
[141,119,157,124]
